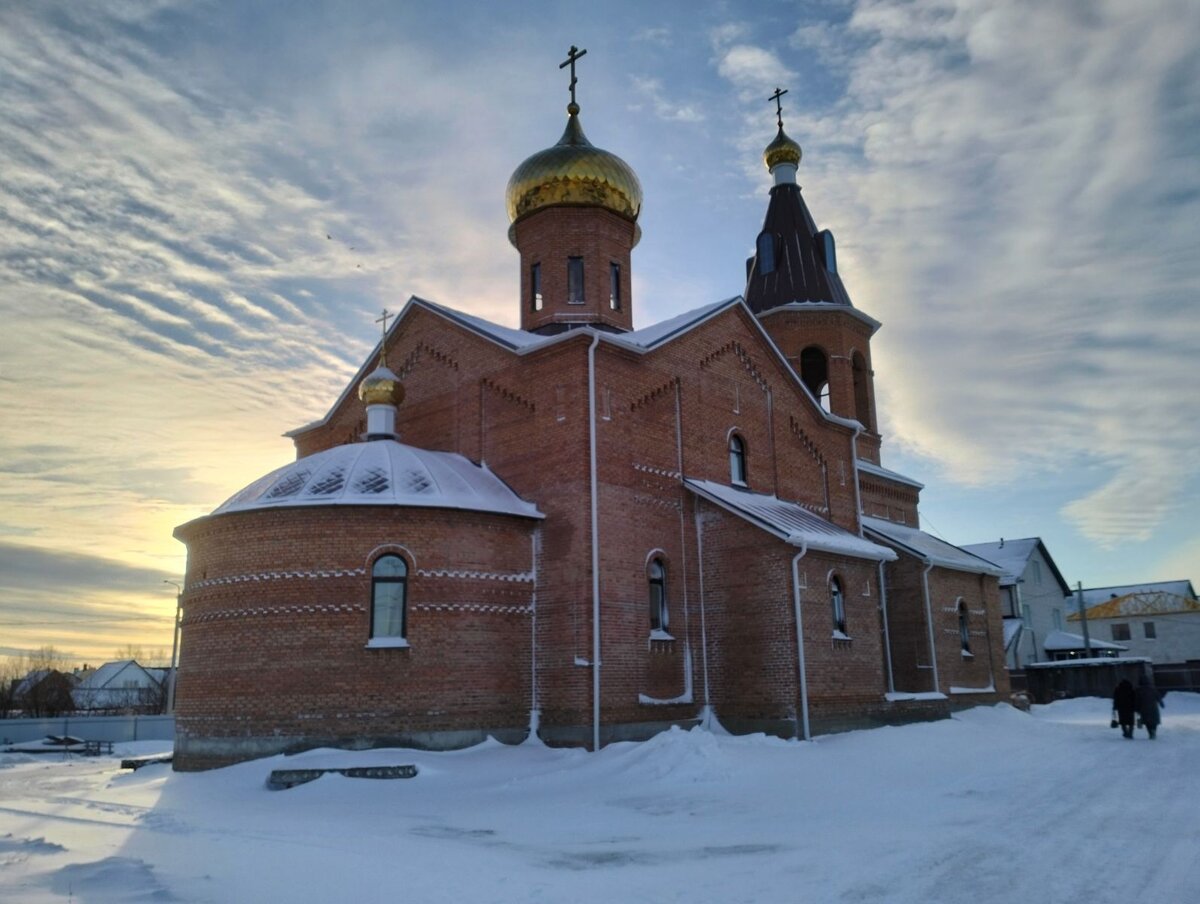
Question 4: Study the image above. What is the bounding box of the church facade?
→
[172,74,1008,770]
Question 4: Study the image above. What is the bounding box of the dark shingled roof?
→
[744,183,852,314]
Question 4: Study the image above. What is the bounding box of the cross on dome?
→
[769,86,789,129]
[374,308,393,367]
[559,45,587,110]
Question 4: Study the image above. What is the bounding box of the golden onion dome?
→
[358,364,404,407]
[506,103,643,228]
[763,126,802,171]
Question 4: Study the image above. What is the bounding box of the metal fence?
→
[1,714,174,746]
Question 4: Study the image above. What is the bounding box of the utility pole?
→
[1077,581,1092,657]
[164,580,183,713]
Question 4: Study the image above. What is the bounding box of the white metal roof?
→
[1041,630,1127,652]
[856,460,925,490]
[213,440,543,520]
[862,517,1004,575]
[686,479,896,561]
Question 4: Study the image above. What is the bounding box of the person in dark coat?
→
[1112,679,1136,739]
[1135,675,1163,739]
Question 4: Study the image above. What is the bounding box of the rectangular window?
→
[1144,621,1157,639]
[1111,623,1131,641]
[1052,608,1063,630]
[1021,603,1032,628]
[609,262,621,311]
[567,256,585,303]
[531,262,542,311]
[1030,560,1042,584]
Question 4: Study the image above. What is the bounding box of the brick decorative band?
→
[184,603,365,625]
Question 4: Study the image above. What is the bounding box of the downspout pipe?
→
[921,560,940,694]
[849,424,864,534]
[791,544,811,741]
[878,560,895,695]
[587,333,602,752]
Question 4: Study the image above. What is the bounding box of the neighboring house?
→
[12,669,77,717]
[1040,631,1127,661]
[1070,581,1200,665]
[73,660,166,713]
[960,538,1073,667]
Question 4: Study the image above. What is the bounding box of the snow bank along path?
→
[1,697,1198,903]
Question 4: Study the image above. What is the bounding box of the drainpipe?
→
[693,508,712,712]
[529,528,540,739]
[878,560,895,695]
[587,333,602,752]
[791,544,812,741]
[921,561,941,693]
[849,424,864,534]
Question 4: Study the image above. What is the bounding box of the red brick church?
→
[172,61,1008,770]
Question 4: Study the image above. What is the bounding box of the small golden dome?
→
[358,365,404,407]
[506,107,643,227]
[764,126,802,171]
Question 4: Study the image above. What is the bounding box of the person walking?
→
[1112,678,1136,739]
[1135,674,1163,739]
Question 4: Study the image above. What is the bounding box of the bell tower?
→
[746,89,882,460]
[505,47,642,335]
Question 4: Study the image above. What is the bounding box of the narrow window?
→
[1021,603,1032,628]
[800,346,830,411]
[531,262,543,312]
[1144,622,1156,639]
[371,555,408,639]
[1030,560,1042,584]
[1052,608,1063,630]
[567,256,585,303]
[831,576,846,634]
[648,558,668,633]
[729,434,747,485]
[609,262,621,311]
[958,602,971,654]
[756,232,775,275]
[818,229,837,274]
[1111,623,1131,642]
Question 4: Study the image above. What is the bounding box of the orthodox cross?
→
[375,308,392,367]
[559,45,587,106]
[769,86,789,129]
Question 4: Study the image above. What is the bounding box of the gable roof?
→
[288,294,868,440]
[862,517,1004,575]
[1069,581,1200,619]
[76,659,153,690]
[959,537,1072,593]
[856,459,924,490]
[686,479,896,562]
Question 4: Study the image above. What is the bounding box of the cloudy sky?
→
[1,0,1197,665]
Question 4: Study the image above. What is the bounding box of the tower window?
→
[831,576,846,635]
[531,262,543,312]
[609,262,621,311]
[370,555,408,641]
[851,351,872,429]
[567,256,585,304]
[800,346,830,411]
[818,229,837,274]
[729,433,747,485]
[756,232,775,276]
[648,557,669,634]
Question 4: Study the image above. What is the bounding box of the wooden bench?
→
[267,764,418,790]
[120,752,174,770]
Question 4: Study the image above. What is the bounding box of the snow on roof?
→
[861,517,1004,575]
[855,460,924,490]
[616,298,738,348]
[413,297,553,351]
[76,660,144,690]
[685,479,896,561]
[959,538,1039,584]
[1078,580,1197,609]
[757,301,882,335]
[213,440,543,520]
[1041,630,1127,652]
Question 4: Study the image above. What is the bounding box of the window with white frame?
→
[830,576,846,635]
[648,557,669,635]
[1111,623,1131,642]
[1143,621,1157,639]
[1053,608,1063,630]
[370,555,408,640]
[729,433,747,485]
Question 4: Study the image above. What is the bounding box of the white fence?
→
[1,714,174,746]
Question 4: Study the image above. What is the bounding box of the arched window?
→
[756,232,775,275]
[852,351,872,430]
[830,576,846,634]
[371,555,408,640]
[729,433,747,485]
[958,601,971,654]
[648,558,669,633]
[800,346,830,411]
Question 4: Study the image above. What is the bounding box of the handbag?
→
[1110,718,1119,729]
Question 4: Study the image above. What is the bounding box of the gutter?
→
[879,560,895,695]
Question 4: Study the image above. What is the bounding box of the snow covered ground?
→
[2,696,1197,903]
